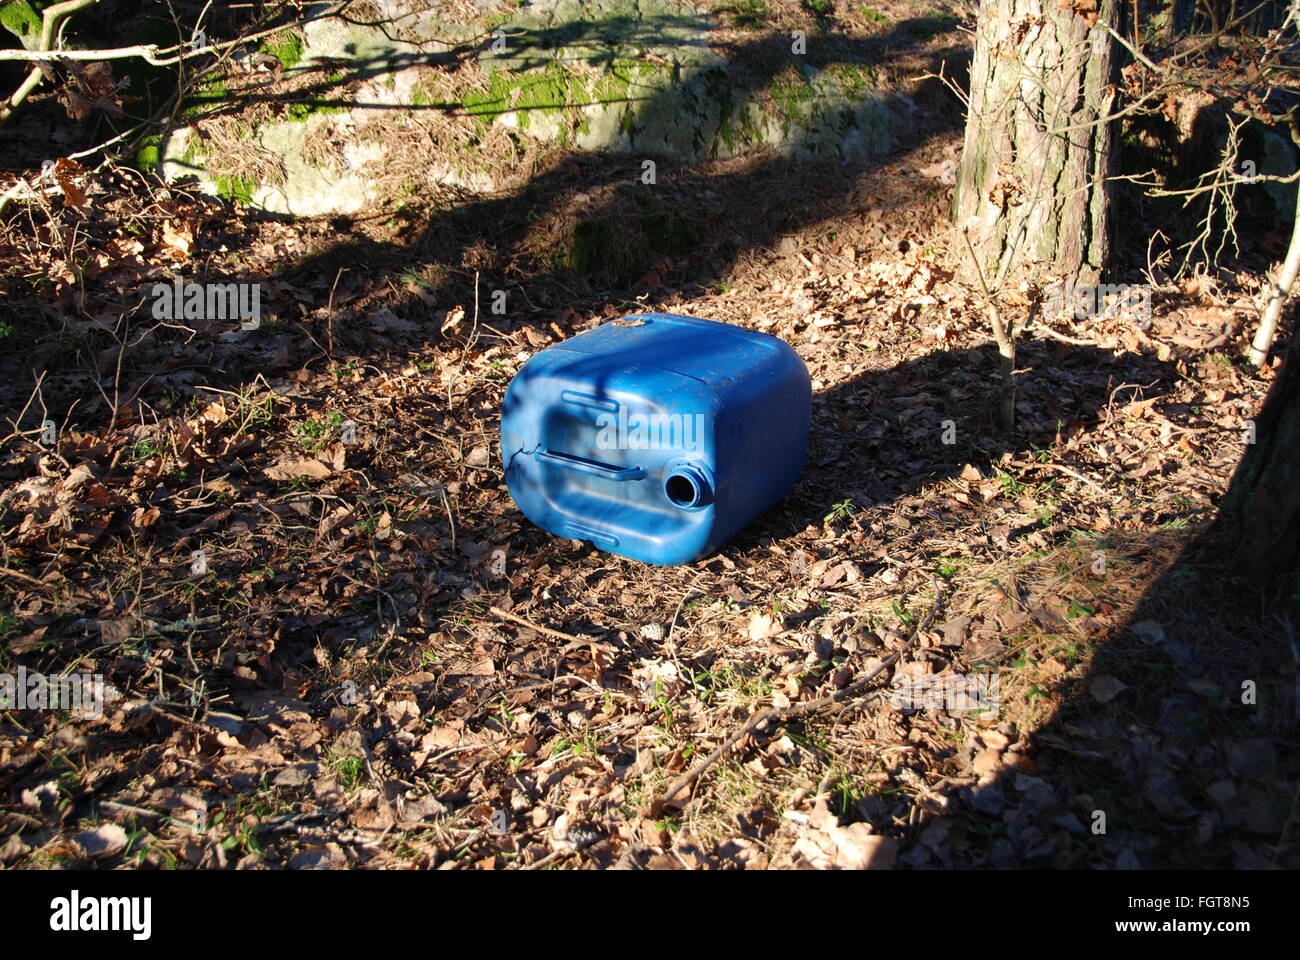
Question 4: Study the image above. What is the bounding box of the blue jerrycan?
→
[500,312,811,565]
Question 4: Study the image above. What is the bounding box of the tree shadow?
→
[777,340,1296,869]
[921,515,1300,869]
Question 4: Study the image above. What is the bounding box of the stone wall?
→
[159,0,901,216]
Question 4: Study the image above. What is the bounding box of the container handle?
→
[535,450,646,481]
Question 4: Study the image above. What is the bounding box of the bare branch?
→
[1249,165,1300,367]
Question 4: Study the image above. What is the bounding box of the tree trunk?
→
[1219,333,1300,609]
[954,0,1120,290]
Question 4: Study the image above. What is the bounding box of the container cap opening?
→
[665,466,712,509]
[665,473,698,507]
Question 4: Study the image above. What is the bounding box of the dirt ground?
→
[0,0,1297,870]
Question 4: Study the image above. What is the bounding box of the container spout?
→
[664,463,713,509]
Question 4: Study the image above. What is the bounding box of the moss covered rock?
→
[158,0,899,216]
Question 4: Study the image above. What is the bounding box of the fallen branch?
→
[1004,458,1107,493]
[1029,322,1101,347]
[0,565,50,588]
[653,580,946,813]
[486,605,617,652]
[0,3,348,66]
[522,845,578,871]
[0,2,351,129]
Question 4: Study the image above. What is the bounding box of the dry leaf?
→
[440,305,466,335]
[131,506,161,527]
[99,618,136,644]
[917,158,957,184]
[1089,674,1128,703]
[162,221,193,257]
[60,463,96,491]
[192,400,230,426]
[73,823,128,859]
[54,159,88,211]
[795,794,897,869]
[973,747,1003,777]
[322,442,346,473]
[831,824,896,869]
[747,612,784,641]
[1130,620,1165,645]
[263,457,334,481]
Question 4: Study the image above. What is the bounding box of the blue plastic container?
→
[500,312,810,565]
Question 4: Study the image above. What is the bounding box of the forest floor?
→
[0,0,1297,869]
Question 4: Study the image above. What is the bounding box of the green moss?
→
[771,70,815,120]
[261,30,305,70]
[826,62,875,93]
[907,10,959,40]
[644,208,702,255]
[0,1,39,44]
[213,174,256,205]
[516,62,580,128]
[135,133,162,172]
[465,60,591,130]
[181,133,202,166]
[619,106,637,139]
[859,4,890,26]
[551,182,702,283]
[285,99,346,122]
[557,220,597,273]
[181,76,229,120]
[463,69,517,125]
[726,0,769,29]
[595,59,638,103]
[716,103,763,155]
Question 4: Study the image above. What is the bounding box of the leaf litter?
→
[0,4,1296,870]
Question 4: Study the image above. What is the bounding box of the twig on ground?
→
[0,565,50,588]
[1030,322,1101,347]
[486,606,617,652]
[523,845,577,870]
[1004,458,1107,492]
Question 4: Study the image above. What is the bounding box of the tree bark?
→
[954,0,1120,290]
[1219,332,1300,609]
